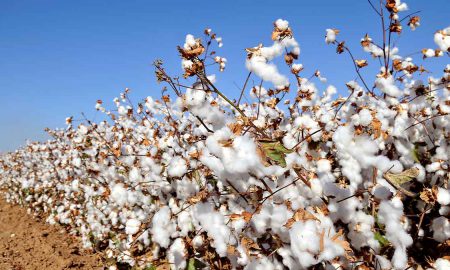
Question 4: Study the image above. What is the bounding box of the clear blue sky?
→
[0,0,449,152]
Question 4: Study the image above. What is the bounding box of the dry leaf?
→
[187,189,209,204]
[228,122,244,136]
[355,59,368,68]
[337,41,345,54]
[360,34,371,47]
[383,167,420,197]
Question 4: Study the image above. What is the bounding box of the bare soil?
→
[0,198,104,270]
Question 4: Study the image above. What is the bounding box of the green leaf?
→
[411,144,420,163]
[259,140,293,168]
[383,167,419,197]
[186,258,206,270]
[374,231,390,248]
[384,167,419,185]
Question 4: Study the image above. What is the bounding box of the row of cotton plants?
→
[1,1,450,269]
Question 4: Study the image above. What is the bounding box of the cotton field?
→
[1,1,449,269]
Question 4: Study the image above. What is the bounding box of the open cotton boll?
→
[431,217,450,242]
[125,219,141,235]
[347,211,379,251]
[275,19,289,30]
[289,220,319,268]
[423,48,436,58]
[289,218,345,268]
[434,258,450,270]
[184,34,197,49]
[185,87,207,107]
[129,167,142,183]
[167,238,187,270]
[375,255,392,270]
[375,75,402,97]
[316,159,331,174]
[251,202,292,235]
[434,27,450,52]
[437,187,450,205]
[151,206,175,248]
[246,56,289,88]
[325,29,337,44]
[394,0,408,12]
[110,183,128,206]
[167,156,187,178]
[358,109,373,127]
[193,202,235,257]
[378,199,413,269]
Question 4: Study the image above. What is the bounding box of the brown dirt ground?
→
[0,198,104,270]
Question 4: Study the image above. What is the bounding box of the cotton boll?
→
[358,109,373,127]
[192,235,203,248]
[193,202,235,257]
[289,220,319,268]
[372,184,393,200]
[437,187,450,205]
[275,19,289,30]
[125,219,141,235]
[325,29,337,44]
[185,88,206,107]
[423,48,436,58]
[72,157,81,168]
[375,75,402,97]
[347,211,379,251]
[378,199,412,269]
[177,211,193,236]
[111,183,128,206]
[316,159,331,174]
[167,157,187,178]
[151,206,175,248]
[184,34,196,49]
[246,56,289,88]
[431,217,450,242]
[167,238,187,270]
[434,258,450,270]
[129,167,142,183]
[375,255,392,270]
[394,0,408,12]
[434,27,450,52]
[439,206,450,216]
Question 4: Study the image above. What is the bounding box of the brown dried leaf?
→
[227,122,244,136]
[371,118,382,139]
[408,16,420,28]
[219,139,233,147]
[360,34,371,47]
[187,189,209,204]
[355,59,368,68]
[284,208,317,228]
[390,22,402,34]
[336,41,345,54]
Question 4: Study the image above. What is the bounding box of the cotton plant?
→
[0,1,450,270]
